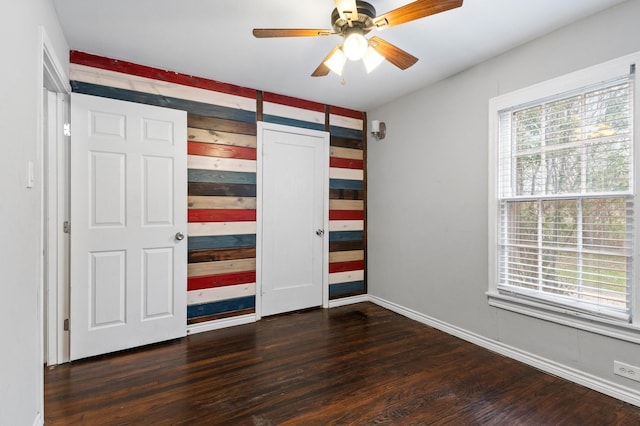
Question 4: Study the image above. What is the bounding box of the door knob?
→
[175,232,185,241]
[316,229,324,236]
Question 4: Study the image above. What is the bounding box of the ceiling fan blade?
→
[373,0,463,29]
[334,0,359,22]
[311,46,342,77]
[253,28,333,38]
[369,36,418,70]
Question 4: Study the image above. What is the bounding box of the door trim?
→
[256,122,330,320]
[39,26,71,369]
[38,27,70,426]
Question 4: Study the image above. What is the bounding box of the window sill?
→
[487,292,640,344]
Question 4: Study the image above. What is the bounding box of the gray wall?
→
[367,0,640,397]
[0,1,68,424]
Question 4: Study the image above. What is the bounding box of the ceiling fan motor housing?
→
[331,1,376,35]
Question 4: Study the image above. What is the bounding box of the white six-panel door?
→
[258,122,329,317]
[70,93,187,360]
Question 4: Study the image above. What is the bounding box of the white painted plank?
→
[329,167,363,180]
[187,283,256,305]
[187,154,257,172]
[329,113,363,131]
[70,63,257,112]
[188,221,257,237]
[329,220,364,231]
[329,270,365,284]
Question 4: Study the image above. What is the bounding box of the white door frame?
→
[39,27,71,369]
[255,121,330,320]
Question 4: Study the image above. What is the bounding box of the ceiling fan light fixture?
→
[324,47,347,75]
[254,0,465,78]
[363,46,385,73]
[343,31,368,61]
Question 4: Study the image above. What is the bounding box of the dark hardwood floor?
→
[45,302,640,425]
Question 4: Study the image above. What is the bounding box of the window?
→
[489,53,640,335]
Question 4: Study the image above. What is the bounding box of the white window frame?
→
[488,51,640,343]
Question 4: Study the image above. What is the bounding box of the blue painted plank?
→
[329,178,364,190]
[263,114,326,132]
[328,230,364,242]
[330,125,363,140]
[71,81,257,123]
[329,280,365,296]
[188,169,256,185]
[188,234,256,250]
[187,295,256,318]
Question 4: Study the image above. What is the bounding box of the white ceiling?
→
[52,0,628,111]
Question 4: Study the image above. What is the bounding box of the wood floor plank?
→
[44,303,640,425]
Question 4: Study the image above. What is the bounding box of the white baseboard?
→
[328,294,369,308]
[368,295,640,408]
[186,313,256,335]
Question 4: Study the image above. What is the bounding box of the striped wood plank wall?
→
[69,51,366,325]
[186,114,258,324]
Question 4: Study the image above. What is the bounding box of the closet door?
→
[258,122,329,316]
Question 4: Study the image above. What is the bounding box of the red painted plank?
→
[330,210,365,220]
[189,209,256,222]
[71,50,257,99]
[330,157,364,170]
[188,141,257,160]
[329,105,364,120]
[263,92,325,112]
[329,260,365,273]
[188,271,256,291]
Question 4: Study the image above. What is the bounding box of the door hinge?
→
[63,221,70,234]
[63,318,69,331]
[63,123,71,137]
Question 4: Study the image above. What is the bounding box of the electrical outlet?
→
[614,361,640,382]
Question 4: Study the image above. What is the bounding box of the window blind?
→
[497,76,634,321]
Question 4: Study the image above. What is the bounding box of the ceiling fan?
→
[253,0,463,77]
